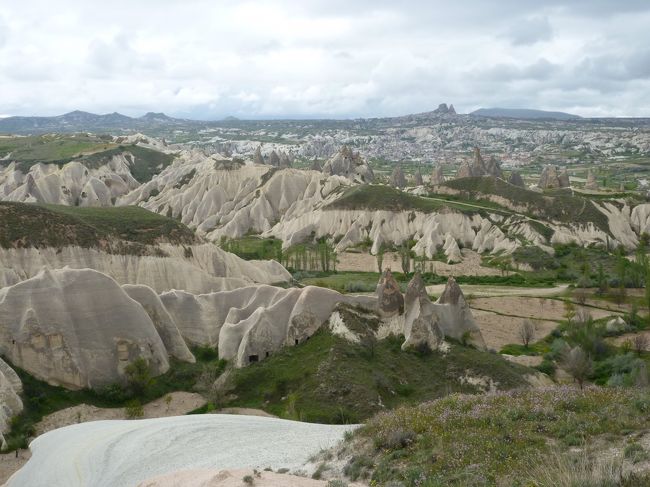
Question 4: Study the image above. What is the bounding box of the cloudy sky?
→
[1,0,650,119]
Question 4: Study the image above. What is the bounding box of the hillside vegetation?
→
[218,324,532,424]
[443,177,610,231]
[343,386,650,486]
[0,202,198,252]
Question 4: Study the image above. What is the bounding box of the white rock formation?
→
[0,155,140,206]
[402,273,444,351]
[0,268,192,389]
[434,277,486,349]
[0,358,23,450]
[5,415,355,487]
[0,244,290,294]
[160,285,375,367]
[321,146,374,183]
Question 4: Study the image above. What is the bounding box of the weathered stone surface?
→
[538,165,570,189]
[508,170,525,187]
[402,273,443,351]
[391,165,407,188]
[0,358,22,450]
[430,165,445,185]
[309,159,322,172]
[253,146,264,165]
[434,277,486,349]
[321,146,374,183]
[376,269,404,317]
[0,268,187,389]
[268,151,280,167]
[456,161,472,179]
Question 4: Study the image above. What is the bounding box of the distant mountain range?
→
[470,107,582,120]
[0,110,191,134]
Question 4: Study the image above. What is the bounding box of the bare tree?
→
[518,319,536,348]
[562,346,593,389]
[633,334,649,356]
[575,307,592,325]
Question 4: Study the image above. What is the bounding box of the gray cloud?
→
[0,1,649,118]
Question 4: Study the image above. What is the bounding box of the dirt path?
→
[427,283,569,297]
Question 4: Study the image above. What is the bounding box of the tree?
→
[518,319,536,348]
[633,334,649,356]
[596,263,608,295]
[645,262,650,316]
[376,245,385,274]
[399,244,411,274]
[562,346,593,389]
[124,357,152,396]
[564,300,576,324]
[615,247,628,305]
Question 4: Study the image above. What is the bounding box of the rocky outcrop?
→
[434,277,486,349]
[0,268,191,389]
[430,165,445,186]
[390,165,407,188]
[0,358,23,450]
[456,148,501,179]
[456,161,472,179]
[321,146,374,183]
[443,234,463,263]
[268,151,280,167]
[0,156,140,206]
[414,167,424,186]
[309,159,322,172]
[0,244,290,294]
[538,165,570,189]
[508,171,525,187]
[160,285,375,367]
[402,273,443,351]
[376,269,404,317]
[253,146,264,166]
[585,170,598,191]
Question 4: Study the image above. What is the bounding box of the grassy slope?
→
[224,328,531,424]
[443,177,610,232]
[0,202,198,251]
[0,134,174,182]
[348,386,650,486]
[326,184,480,214]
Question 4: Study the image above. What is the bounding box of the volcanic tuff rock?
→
[253,146,264,165]
[430,165,445,185]
[0,268,187,389]
[455,148,502,179]
[0,155,140,206]
[0,243,290,294]
[321,146,374,183]
[402,273,444,351]
[376,269,404,317]
[508,170,525,187]
[390,165,407,188]
[434,277,486,349]
[0,358,22,450]
[160,285,375,367]
[456,160,472,179]
[538,165,570,189]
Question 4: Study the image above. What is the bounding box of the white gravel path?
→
[5,415,356,487]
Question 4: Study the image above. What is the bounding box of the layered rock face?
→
[0,244,290,293]
[414,167,424,186]
[0,268,190,389]
[0,155,140,206]
[538,165,570,189]
[321,146,374,183]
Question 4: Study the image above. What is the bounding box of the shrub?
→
[525,452,626,487]
[381,428,416,450]
[561,346,592,389]
[242,474,254,485]
[624,442,649,463]
[326,481,348,487]
[536,359,556,376]
[125,399,144,419]
[343,455,373,481]
[124,357,153,396]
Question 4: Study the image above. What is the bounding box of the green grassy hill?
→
[0,202,198,252]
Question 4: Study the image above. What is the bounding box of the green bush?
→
[125,399,144,419]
